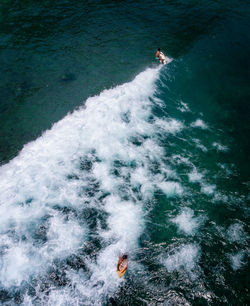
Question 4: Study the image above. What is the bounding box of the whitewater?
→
[0,64,248,305]
[0,66,182,304]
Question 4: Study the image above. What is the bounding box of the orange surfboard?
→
[117,255,128,278]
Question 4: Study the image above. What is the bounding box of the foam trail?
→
[0,67,184,304]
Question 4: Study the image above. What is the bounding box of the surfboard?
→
[117,256,128,278]
[117,266,127,278]
[155,55,172,65]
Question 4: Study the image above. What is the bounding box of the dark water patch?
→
[79,153,100,172]
[24,197,33,205]
[80,207,108,232]
[81,238,104,261]
[129,135,144,147]
[79,158,93,172]
[65,254,87,272]
[0,285,26,305]
[60,72,76,83]
[31,223,49,246]
[66,173,79,180]
[47,265,69,288]
[51,204,75,216]
[0,289,12,304]
[80,181,100,198]
[120,111,131,124]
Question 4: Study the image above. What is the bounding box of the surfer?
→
[117,254,128,278]
[155,48,166,65]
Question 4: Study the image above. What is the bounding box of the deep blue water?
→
[0,1,249,305]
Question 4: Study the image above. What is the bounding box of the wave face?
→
[0,67,181,304]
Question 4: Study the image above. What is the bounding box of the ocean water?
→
[0,0,249,305]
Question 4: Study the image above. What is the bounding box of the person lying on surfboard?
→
[155,48,166,65]
[117,254,128,278]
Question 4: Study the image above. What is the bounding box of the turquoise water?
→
[0,1,249,305]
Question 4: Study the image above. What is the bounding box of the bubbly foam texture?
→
[0,67,185,303]
[229,251,246,271]
[191,119,208,129]
[212,142,229,152]
[155,118,184,134]
[218,163,233,176]
[165,56,173,64]
[158,181,183,197]
[192,138,208,152]
[0,213,86,287]
[188,168,204,182]
[227,223,247,243]
[162,244,200,273]
[171,208,205,236]
[172,154,193,166]
[177,101,191,112]
[187,167,217,197]
[201,183,216,195]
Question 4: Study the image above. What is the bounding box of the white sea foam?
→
[188,167,218,198]
[0,67,186,303]
[217,163,233,176]
[201,183,216,195]
[191,119,208,129]
[213,192,229,203]
[155,118,184,134]
[192,138,208,152]
[45,214,85,256]
[162,244,200,273]
[0,214,86,287]
[177,101,191,113]
[158,181,183,197]
[170,208,205,236]
[188,168,204,183]
[229,251,246,271]
[227,223,247,243]
[212,142,229,152]
[165,56,173,64]
[172,154,192,166]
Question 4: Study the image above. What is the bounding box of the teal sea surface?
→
[0,0,249,305]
